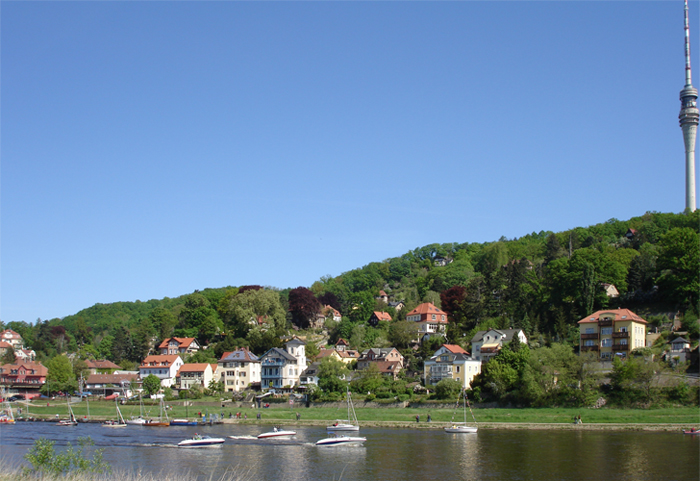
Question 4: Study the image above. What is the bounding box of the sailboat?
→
[144,397,169,427]
[103,397,127,427]
[170,399,198,426]
[126,394,147,425]
[444,390,478,434]
[56,399,78,426]
[326,387,359,432]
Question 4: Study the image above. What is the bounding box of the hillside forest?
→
[2,211,698,378]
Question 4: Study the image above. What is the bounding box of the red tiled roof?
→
[407,303,447,317]
[140,355,180,367]
[442,344,468,355]
[177,363,212,374]
[86,359,121,370]
[372,311,393,322]
[577,309,647,324]
[158,337,196,349]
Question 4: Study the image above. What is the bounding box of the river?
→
[0,422,697,480]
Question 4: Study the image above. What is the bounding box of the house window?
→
[585,328,595,334]
[601,339,612,347]
[584,340,595,346]
[432,314,436,320]
[601,328,612,335]
[619,327,628,333]
[620,339,628,345]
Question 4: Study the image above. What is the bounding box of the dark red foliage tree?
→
[288,287,322,329]
[239,285,263,294]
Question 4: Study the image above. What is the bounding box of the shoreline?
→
[14,417,697,432]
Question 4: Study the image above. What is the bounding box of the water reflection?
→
[0,422,697,481]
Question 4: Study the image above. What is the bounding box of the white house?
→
[139,355,184,388]
[471,328,528,362]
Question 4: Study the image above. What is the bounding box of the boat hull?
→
[143,422,169,427]
[126,418,147,425]
[170,419,199,426]
[444,425,478,434]
[257,430,297,439]
[178,437,225,447]
[326,423,359,432]
[316,435,366,447]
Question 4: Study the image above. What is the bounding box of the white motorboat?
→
[327,388,360,432]
[315,433,366,447]
[257,427,297,439]
[444,389,478,434]
[177,434,225,448]
[126,416,147,425]
[444,424,478,434]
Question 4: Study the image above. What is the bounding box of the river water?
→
[0,422,697,480]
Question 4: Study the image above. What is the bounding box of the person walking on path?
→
[416,414,420,423]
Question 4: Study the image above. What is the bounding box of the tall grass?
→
[0,459,252,481]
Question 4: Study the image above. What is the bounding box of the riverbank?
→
[11,400,699,431]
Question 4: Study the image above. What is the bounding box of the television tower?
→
[680,0,699,212]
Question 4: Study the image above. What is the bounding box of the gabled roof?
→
[375,360,401,374]
[85,373,137,385]
[261,347,297,362]
[0,362,48,376]
[158,337,197,349]
[336,339,349,346]
[371,311,393,322]
[177,363,212,374]
[285,337,306,346]
[671,337,690,344]
[429,351,473,363]
[86,359,122,370]
[219,348,260,363]
[140,355,181,367]
[317,349,342,360]
[407,303,447,317]
[0,341,12,349]
[442,344,468,355]
[577,309,647,324]
[0,329,22,340]
[471,328,524,343]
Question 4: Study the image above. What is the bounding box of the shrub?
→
[24,437,110,477]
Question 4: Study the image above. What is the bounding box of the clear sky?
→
[2,1,697,324]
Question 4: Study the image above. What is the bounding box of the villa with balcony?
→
[577,309,647,360]
[259,338,306,390]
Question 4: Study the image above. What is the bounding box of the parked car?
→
[8,395,25,402]
[104,393,119,400]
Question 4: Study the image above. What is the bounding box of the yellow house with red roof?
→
[578,309,647,360]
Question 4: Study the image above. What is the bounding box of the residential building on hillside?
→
[667,337,692,364]
[14,348,36,362]
[0,329,23,349]
[85,373,138,397]
[300,361,322,387]
[260,338,306,389]
[218,348,261,392]
[471,328,528,362]
[376,290,389,304]
[322,305,342,322]
[139,355,184,388]
[158,337,200,356]
[0,362,47,395]
[424,344,481,389]
[85,359,121,374]
[388,300,405,311]
[176,363,214,391]
[578,309,647,360]
[368,311,392,327]
[357,348,404,379]
[406,303,449,342]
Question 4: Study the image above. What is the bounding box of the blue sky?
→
[2,1,697,323]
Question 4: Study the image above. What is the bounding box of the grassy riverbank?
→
[14,400,699,427]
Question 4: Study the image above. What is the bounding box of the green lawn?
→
[18,400,699,425]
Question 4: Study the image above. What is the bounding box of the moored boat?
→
[683,429,699,435]
[56,400,78,426]
[444,389,478,434]
[170,418,198,426]
[257,426,296,439]
[315,433,366,447]
[177,434,225,447]
[326,388,360,432]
